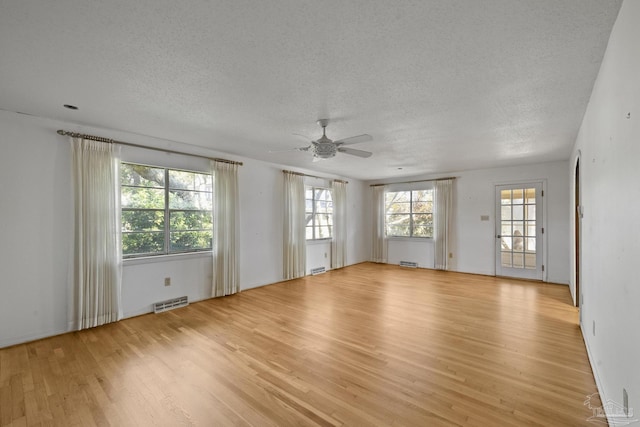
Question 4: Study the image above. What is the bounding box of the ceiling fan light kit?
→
[282,119,374,161]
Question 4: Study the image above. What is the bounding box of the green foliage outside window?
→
[121,163,213,257]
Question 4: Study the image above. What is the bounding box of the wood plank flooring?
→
[0,263,602,426]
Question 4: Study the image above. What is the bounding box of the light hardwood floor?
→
[0,263,602,426]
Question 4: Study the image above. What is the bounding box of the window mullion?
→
[409,191,414,237]
[164,168,170,255]
[312,186,317,240]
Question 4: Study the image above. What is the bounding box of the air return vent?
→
[399,261,418,268]
[310,266,326,275]
[154,296,188,313]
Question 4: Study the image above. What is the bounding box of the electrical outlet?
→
[164,277,171,287]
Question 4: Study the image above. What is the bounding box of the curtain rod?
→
[282,169,348,184]
[57,130,243,166]
[369,176,456,187]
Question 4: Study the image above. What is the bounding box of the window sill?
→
[386,236,433,242]
[123,251,212,266]
[306,238,332,245]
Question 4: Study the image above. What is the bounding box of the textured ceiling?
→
[0,0,622,180]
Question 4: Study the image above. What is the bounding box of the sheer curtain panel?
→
[283,172,306,279]
[212,161,240,297]
[372,185,387,263]
[71,137,122,329]
[331,180,347,269]
[434,179,453,270]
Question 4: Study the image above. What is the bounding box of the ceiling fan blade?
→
[334,134,373,146]
[268,146,309,153]
[337,147,372,158]
[293,133,312,141]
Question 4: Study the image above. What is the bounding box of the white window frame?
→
[305,185,333,241]
[385,189,434,238]
[121,162,213,258]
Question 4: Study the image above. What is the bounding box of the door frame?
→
[494,179,548,282]
[573,152,582,308]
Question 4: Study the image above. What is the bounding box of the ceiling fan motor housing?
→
[312,142,337,158]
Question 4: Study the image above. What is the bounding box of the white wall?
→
[0,110,369,347]
[369,160,570,284]
[570,0,639,420]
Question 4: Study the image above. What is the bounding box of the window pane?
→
[525,253,536,269]
[512,189,524,204]
[122,210,164,232]
[122,232,164,256]
[501,205,512,220]
[386,191,410,204]
[512,205,523,220]
[387,202,411,214]
[527,223,536,237]
[315,200,327,212]
[413,214,433,226]
[525,188,536,204]
[314,213,330,226]
[413,201,433,213]
[170,231,212,252]
[526,237,536,252]
[168,170,195,190]
[413,225,433,237]
[513,253,524,268]
[526,205,536,220]
[305,188,313,199]
[305,214,313,227]
[121,164,165,188]
[170,211,212,231]
[513,222,524,235]
[121,187,165,209]
[501,236,512,250]
[387,213,410,226]
[387,224,410,236]
[501,222,512,236]
[305,199,313,212]
[513,232,524,251]
[501,190,511,205]
[169,190,212,210]
[413,190,432,202]
[501,251,512,267]
[317,226,332,239]
[306,227,314,240]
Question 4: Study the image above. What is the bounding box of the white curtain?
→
[372,185,387,263]
[331,180,347,269]
[212,161,240,297]
[71,137,122,330]
[434,179,453,270]
[283,172,306,279]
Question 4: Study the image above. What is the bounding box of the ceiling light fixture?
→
[63,104,78,110]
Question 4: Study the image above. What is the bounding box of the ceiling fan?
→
[281,119,373,161]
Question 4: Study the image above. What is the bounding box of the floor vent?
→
[399,261,418,268]
[154,296,188,313]
[310,266,326,275]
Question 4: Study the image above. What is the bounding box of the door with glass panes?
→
[495,183,543,280]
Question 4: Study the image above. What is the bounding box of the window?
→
[385,189,434,237]
[121,163,213,258]
[305,186,333,240]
